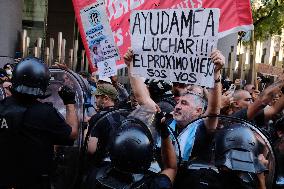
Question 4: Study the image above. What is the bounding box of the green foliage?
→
[252,0,284,40]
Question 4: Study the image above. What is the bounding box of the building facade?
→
[0,0,78,67]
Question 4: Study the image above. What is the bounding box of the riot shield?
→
[0,86,5,101]
[80,109,131,188]
[175,115,275,189]
[83,108,131,155]
[40,68,90,189]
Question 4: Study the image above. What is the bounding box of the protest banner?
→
[106,0,253,68]
[130,9,219,88]
[73,0,119,72]
[97,57,117,78]
[73,0,252,70]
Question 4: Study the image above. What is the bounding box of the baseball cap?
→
[98,76,112,84]
[94,83,118,100]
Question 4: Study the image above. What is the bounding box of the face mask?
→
[6,69,12,76]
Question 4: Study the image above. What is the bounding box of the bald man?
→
[231,90,253,113]
[232,83,284,128]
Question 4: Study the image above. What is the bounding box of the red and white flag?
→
[73,0,253,71]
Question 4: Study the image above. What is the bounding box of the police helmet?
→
[110,118,154,174]
[147,79,172,102]
[12,57,50,97]
[214,123,267,173]
[157,97,176,114]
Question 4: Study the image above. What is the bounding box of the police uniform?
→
[83,107,125,188]
[0,96,73,188]
[90,165,172,189]
[88,106,122,165]
[84,105,174,189]
[170,119,262,189]
[0,57,77,189]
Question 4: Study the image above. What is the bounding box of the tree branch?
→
[254,2,279,27]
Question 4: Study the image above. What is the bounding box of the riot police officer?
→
[87,115,177,189]
[0,57,79,189]
[176,122,269,189]
[214,123,267,189]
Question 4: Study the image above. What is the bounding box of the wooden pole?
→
[238,53,245,81]
[249,31,256,84]
[37,37,42,58]
[68,49,74,69]
[22,30,27,58]
[49,38,54,65]
[45,47,50,66]
[57,32,62,63]
[34,47,38,58]
[26,37,30,56]
[228,46,234,81]
[61,38,66,64]
[73,39,78,71]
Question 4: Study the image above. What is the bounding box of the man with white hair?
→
[124,48,224,188]
[124,47,223,163]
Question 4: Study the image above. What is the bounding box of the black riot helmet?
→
[11,57,50,97]
[110,118,154,174]
[214,123,267,174]
[157,97,176,114]
[146,79,172,102]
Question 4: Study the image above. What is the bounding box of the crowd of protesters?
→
[0,48,284,189]
[0,63,13,98]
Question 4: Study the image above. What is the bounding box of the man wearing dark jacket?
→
[0,57,79,189]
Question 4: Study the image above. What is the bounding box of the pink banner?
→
[73,0,253,71]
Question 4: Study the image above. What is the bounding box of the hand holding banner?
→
[73,0,253,71]
[130,8,220,88]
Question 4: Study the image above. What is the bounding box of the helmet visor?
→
[216,149,267,174]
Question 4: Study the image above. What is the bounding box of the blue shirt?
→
[156,119,205,161]
[169,119,204,161]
